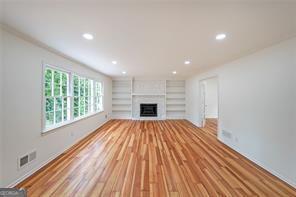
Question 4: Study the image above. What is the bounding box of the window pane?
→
[85,105,88,114]
[80,97,85,106]
[73,75,79,86]
[62,73,67,85]
[45,87,52,97]
[85,97,89,114]
[46,112,54,127]
[45,69,52,83]
[80,106,85,116]
[80,97,85,116]
[62,85,67,97]
[46,98,54,112]
[85,79,89,97]
[54,71,61,96]
[97,82,101,94]
[63,109,68,121]
[44,70,52,97]
[63,97,68,109]
[74,86,79,97]
[99,96,103,110]
[55,110,62,123]
[80,78,85,96]
[74,107,79,118]
[56,98,62,111]
[74,97,79,108]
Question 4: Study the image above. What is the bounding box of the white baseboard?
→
[205,115,218,119]
[6,119,109,188]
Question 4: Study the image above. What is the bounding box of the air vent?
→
[19,155,29,168]
[19,150,37,169]
[222,130,232,139]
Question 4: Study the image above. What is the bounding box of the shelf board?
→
[112,92,131,94]
[132,93,166,96]
[166,92,186,94]
[166,109,186,112]
[112,98,131,100]
[112,109,131,112]
[166,103,185,105]
[112,103,131,106]
[166,97,185,100]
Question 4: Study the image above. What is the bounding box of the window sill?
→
[42,110,105,135]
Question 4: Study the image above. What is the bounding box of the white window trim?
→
[42,63,104,134]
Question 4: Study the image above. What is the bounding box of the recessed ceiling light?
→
[82,33,94,40]
[184,61,191,65]
[112,61,117,65]
[216,33,226,40]
[172,71,177,75]
[122,71,127,75]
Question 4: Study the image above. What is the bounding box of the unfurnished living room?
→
[0,0,296,196]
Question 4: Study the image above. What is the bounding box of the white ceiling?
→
[2,1,296,78]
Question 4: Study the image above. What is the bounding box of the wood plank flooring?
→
[17,120,296,196]
[204,118,218,136]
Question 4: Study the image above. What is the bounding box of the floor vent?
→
[19,151,37,169]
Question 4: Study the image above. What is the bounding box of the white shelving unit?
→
[112,79,132,119]
[112,79,186,119]
[166,80,186,119]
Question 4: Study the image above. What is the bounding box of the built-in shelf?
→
[132,93,166,96]
[165,80,186,119]
[112,79,132,119]
[112,79,186,119]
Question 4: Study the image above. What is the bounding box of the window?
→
[43,65,104,132]
[94,81,103,112]
[44,68,70,128]
[73,75,93,119]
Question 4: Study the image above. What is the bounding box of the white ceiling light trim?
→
[172,71,177,75]
[184,60,191,65]
[82,33,94,40]
[122,71,127,75]
[216,33,226,40]
[112,61,117,65]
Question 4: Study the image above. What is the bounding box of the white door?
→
[200,81,206,127]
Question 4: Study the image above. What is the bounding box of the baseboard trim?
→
[6,119,110,188]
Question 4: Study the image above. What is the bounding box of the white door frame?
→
[199,76,219,130]
[199,81,206,127]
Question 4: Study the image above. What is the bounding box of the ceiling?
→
[1,1,296,78]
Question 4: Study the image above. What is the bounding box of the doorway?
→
[200,77,219,136]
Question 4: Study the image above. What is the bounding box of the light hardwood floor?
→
[17,120,296,196]
[204,118,218,136]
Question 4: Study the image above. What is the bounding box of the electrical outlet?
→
[222,129,232,139]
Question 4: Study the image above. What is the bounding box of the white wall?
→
[1,29,112,187]
[0,27,4,187]
[204,77,218,119]
[186,37,296,187]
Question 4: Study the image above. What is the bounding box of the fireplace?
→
[140,104,157,117]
